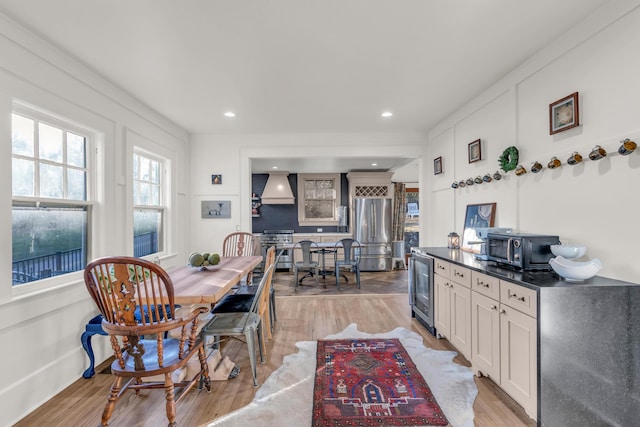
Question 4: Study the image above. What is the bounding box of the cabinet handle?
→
[438,265,445,270]
[499,309,506,315]
[509,292,526,302]
[455,271,464,278]
[477,280,490,288]
[490,305,497,311]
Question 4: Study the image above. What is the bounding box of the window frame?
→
[297,173,341,227]
[11,104,96,290]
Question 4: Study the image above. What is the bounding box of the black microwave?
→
[486,232,560,270]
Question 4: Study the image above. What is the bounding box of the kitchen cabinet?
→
[471,271,537,419]
[434,260,471,360]
[423,247,640,426]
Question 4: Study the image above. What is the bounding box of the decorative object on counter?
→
[201,200,231,218]
[451,181,459,189]
[434,156,443,175]
[482,173,492,183]
[212,174,222,184]
[549,256,602,282]
[588,145,607,160]
[474,176,483,184]
[468,139,482,163]
[547,156,562,169]
[567,151,583,165]
[461,202,496,252]
[498,146,519,173]
[515,164,527,176]
[531,161,543,173]
[492,171,502,180]
[447,232,460,249]
[550,92,579,135]
[465,178,474,186]
[618,138,637,155]
[550,244,587,259]
[251,193,262,217]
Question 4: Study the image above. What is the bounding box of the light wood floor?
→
[15,271,536,427]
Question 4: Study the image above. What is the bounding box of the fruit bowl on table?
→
[550,244,587,259]
[188,262,221,271]
[549,256,602,282]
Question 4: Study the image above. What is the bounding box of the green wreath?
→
[499,146,519,173]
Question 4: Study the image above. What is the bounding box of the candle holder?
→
[448,232,460,249]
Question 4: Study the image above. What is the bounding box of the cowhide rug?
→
[207,324,477,427]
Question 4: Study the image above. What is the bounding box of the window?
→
[133,152,164,257]
[11,108,91,286]
[297,173,341,226]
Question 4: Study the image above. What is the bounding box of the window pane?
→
[150,159,160,183]
[134,209,162,257]
[40,163,63,198]
[151,184,160,205]
[67,169,86,200]
[12,114,34,156]
[140,156,150,181]
[39,123,63,163]
[139,182,150,205]
[133,154,140,179]
[12,158,35,196]
[67,132,86,167]
[305,200,334,219]
[12,206,88,285]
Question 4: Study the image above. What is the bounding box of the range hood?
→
[261,171,295,204]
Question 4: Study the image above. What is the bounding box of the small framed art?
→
[202,200,231,218]
[468,139,481,163]
[550,92,579,135]
[211,174,222,185]
[434,156,443,175]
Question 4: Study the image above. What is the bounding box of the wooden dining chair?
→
[200,263,275,387]
[84,256,210,427]
[223,231,260,284]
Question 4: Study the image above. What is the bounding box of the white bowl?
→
[550,245,587,259]
[549,256,602,282]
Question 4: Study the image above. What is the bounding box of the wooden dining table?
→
[166,255,263,305]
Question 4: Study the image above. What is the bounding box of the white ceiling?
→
[0,0,610,178]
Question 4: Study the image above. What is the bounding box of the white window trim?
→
[10,104,98,296]
[297,173,340,227]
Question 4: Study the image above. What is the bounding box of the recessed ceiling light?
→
[371,163,378,167]
[272,166,278,169]
[381,111,393,118]
[224,111,236,118]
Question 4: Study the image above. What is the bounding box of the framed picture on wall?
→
[201,200,231,218]
[468,139,481,163]
[550,92,579,135]
[434,156,443,175]
[461,202,496,252]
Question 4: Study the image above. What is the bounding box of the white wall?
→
[188,132,426,253]
[0,14,191,426]
[426,1,640,283]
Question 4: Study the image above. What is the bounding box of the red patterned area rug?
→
[313,338,449,427]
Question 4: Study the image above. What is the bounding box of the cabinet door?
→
[471,291,500,381]
[434,274,450,339]
[500,306,537,419]
[450,282,471,360]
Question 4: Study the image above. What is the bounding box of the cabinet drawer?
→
[434,259,450,278]
[472,271,500,300]
[500,281,537,318]
[451,265,471,288]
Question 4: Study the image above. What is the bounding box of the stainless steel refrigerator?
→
[353,198,392,271]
